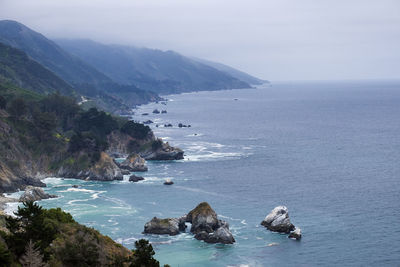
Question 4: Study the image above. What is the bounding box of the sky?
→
[0,0,399,81]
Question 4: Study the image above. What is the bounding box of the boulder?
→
[196,224,235,244]
[288,228,302,240]
[152,109,160,114]
[119,154,148,172]
[261,206,295,233]
[143,217,186,236]
[19,186,57,202]
[129,174,144,182]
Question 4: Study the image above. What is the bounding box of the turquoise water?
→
[33,81,400,266]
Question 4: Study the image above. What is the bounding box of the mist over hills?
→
[55,39,254,94]
[0,20,265,111]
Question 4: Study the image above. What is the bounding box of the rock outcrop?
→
[186,202,235,244]
[58,152,123,181]
[139,141,184,160]
[129,174,144,182]
[118,154,148,172]
[143,217,186,236]
[19,186,57,202]
[143,202,234,244]
[261,206,295,233]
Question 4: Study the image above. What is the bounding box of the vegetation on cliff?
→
[0,202,166,266]
[0,84,155,191]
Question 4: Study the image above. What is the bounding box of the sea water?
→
[24,81,400,266]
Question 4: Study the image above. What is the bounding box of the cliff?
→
[0,90,183,193]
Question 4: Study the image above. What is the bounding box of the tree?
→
[19,240,47,267]
[130,239,159,267]
[121,121,151,140]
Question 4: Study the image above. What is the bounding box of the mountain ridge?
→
[55,38,254,94]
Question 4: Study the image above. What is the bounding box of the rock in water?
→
[139,141,184,160]
[163,178,174,185]
[195,224,235,244]
[186,202,219,234]
[261,206,295,233]
[143,217,186,236]
[129,174,144,182]
[288,228,302,240]
[119,153,148,172]
[19,186,57,202]
[186,202,235,244]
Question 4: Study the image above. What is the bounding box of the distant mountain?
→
[0,20,160,113]
[55,39,252,94]
[192,58,266,85]
[0,42,75,96]
[0,20,112,86]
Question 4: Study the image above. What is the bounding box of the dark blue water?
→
[31,81,400,266]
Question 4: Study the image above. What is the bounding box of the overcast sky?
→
[1,0,399,81]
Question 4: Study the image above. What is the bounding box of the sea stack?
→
[261,205,301,240]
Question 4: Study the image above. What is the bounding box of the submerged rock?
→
[152,109,160,114]
[119,153,148,172]
[129,174,144,182]
[143,217,186,236]
[261,206,295,233]
[288,228,302,240]
[19,186,57,202]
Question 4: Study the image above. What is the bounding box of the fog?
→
[1,0,399,81]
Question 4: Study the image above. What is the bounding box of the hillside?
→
[0,42,75,97]
[55,39,252,94]
[192,57,266,85]
[0,20,160,113]
[0,20,111,86]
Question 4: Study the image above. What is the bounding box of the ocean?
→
[13,81,400,266]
